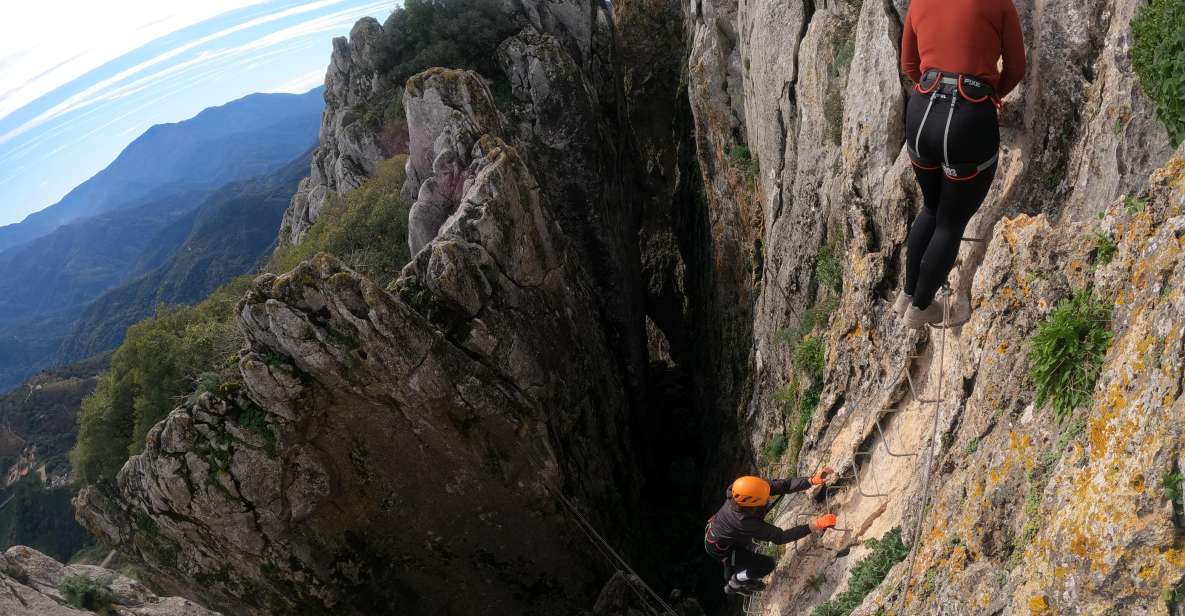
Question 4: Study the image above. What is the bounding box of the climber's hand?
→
[810,466,834,486]
[809,513,837,533]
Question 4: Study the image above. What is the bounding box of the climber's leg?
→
[904,167,942,298]
[729,548,776,584]
[903,86,945,301]
[912,165,996,309]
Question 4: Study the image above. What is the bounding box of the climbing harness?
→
[909,70,1000,181]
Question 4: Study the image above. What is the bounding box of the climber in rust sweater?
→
[704,471,836,596]
[894,0,1026,329]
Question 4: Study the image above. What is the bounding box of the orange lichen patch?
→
[1070,528,1097,559]
[1028,594,1052,615]
[1165,548,1185,568]
[1011,433,1035,470]
[998,342,1010,354]
[1053,566,1070,581]
[1088,386,1127,457]
[1130,473,1145,492]
[846,324,865,341]
[1002,286,1016,300]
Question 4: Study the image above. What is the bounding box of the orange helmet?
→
[731,476,771,507]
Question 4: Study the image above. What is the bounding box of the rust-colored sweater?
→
[900,0,1027,98]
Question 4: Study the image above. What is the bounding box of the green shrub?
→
[1132,0,1185,144]
[1028,290,1113,422]
[1124,195,1149,214]
[723,143,757,178]
[1091,231,1117,267]
[378,0,521,87]
[1165,579,1185,607]
[763,433,789,461]
[1164,471,1184,506]
[794,336,825,378]
[268,156,411,286]
[816,241,844,294]
[73,157,412,486]
[71,276,253,484]
[61,575,115,615]
[811,527,909,616]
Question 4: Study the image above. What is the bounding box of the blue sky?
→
[0,0,394,226]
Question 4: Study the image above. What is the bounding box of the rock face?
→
[278,18,386,246]
[0,546,219,616]
[678,0,1183,613]
[74,0,1185,614]
[76,2,666,615]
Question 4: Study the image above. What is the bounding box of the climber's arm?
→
[767,478,813,495]
[900,10,921,83]
[998,0,1026,97]
[745,519,812,546]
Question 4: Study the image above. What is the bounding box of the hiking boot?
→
[741,579,767,592]
[723,580,764,597]
[904,302,945,329]
[893,291,913,318]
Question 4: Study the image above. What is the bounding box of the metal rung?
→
[874,418,918,457]
[852,452,890,498]
[906,367,949,404]
[858,411,919,459]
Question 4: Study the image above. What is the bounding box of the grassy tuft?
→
[61,575,116,615]
[1091,231,1117,268]
[810,528,909,616]
[1028,290,1113,422]
[1132,0,1185,144]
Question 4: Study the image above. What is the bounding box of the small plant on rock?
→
[794,336,826,379]
[61,575,116,615]
[815,241,844,294]
[1028,290,1113,422]
[1091,231,1117,268]
[763,433,789,462]
[1164,471,1184,507]
[810,527,909,616]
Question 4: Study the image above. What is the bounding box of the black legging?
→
[707,544,776,581]
[904,90,999,309]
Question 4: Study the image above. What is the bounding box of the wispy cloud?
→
[0,0,393,225]
[0,1,386,146]
[0,1,272,121]
[268,68,328,93]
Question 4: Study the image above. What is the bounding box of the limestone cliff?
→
[73,0,1185,614]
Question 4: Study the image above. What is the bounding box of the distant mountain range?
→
[0,88,324,391]
[0,89,325,254]
[60,150,312,362]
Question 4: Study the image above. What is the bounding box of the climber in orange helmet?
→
[704,469,837,596]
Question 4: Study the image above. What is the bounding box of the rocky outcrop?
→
[402,68,504,255]
[0,546,219,616]
[76,2,672,614]
[278,18,387,246]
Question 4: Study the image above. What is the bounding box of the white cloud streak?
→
[0,1,272,121]
[0,1,388,146]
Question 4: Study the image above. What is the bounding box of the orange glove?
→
[809,513,837,532]
[810,466,834,486]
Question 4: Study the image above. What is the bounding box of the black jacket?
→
[704,478,813,553]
